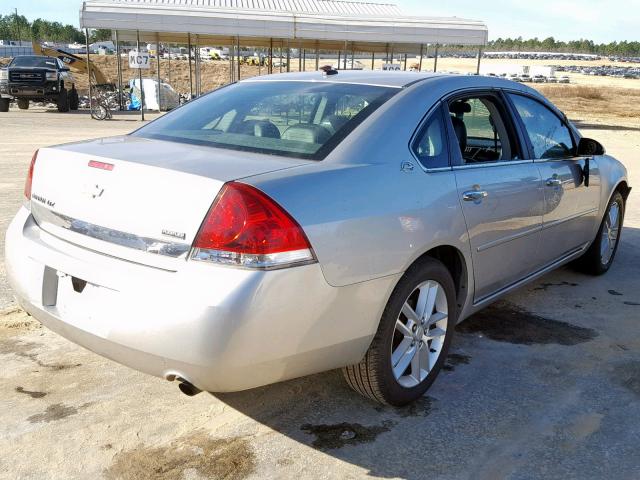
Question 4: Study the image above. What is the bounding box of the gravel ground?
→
[1,106,639,480]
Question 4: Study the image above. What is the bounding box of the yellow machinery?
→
[32,41,111,86]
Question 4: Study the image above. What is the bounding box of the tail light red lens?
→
[24,150,38,201]
[191,182,315,269]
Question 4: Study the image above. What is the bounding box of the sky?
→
[3,0,639,43]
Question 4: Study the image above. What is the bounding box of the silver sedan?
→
[5,71,630,405]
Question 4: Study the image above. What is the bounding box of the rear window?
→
[10,56,57,68]
[134,81,397,160]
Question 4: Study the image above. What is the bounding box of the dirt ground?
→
[1,75,640,479]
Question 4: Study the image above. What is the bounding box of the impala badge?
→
[162,229,186,240]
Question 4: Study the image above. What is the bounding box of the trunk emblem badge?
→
[89,184,104,199]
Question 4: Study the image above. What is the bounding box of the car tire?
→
[57,88,69,112]
[343,257,456,406]
[17,98,29,110]
[0,98,9,112]
[573,191,624,275]
[69,87,79,111]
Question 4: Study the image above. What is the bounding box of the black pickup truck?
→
[0,55,79,112]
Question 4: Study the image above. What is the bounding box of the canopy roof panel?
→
[80,0,488,48]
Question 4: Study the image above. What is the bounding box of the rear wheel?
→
[17,98,29,110]
[57,87,69,112]
[343,257,456,405]
[0,98,9,112]
[573,191,624,275]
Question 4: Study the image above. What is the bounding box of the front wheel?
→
[573,191,624,275]
[343,257,456,406]
[57,88,69,112]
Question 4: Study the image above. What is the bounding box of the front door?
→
[446,94,544,302]
[507,93,601,266]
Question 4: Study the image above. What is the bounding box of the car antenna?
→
[320,65,338,76]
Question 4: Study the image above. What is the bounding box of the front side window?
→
[447,96,517,164]
[134,81,397,160]
[509,94,574,159]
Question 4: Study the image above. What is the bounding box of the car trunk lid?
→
[30,136,308,270]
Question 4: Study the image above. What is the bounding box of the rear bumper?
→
[5,207,397,392]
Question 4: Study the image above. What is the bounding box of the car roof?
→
[241,70,545,93]
[13,55,56,61]
[243,70,447,88]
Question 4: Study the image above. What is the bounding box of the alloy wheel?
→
[391,280,448,388]
[600,201,621,265]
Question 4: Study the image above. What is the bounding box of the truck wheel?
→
[69,87,79,111]
[57,88,69,112]
[17,98,29,110]
[0,98,9,112]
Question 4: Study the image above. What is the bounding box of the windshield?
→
[10,56,58,68]
[134,81,398,160]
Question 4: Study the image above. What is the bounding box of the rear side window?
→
[411,107,448,168]
[134,81,397,160]
[508,94,575,159]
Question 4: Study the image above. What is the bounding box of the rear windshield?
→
[133,81,398,160]
[10,56,57,68]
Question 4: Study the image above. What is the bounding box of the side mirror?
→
[577,137,605,156]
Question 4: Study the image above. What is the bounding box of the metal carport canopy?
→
[79,0,488,52]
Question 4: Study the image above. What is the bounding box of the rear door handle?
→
[462,190,488,202]
[546,177,562,187]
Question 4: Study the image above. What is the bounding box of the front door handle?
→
[463,190,488,202]
[546,177,562,187]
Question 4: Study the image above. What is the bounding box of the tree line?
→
[0,13,111,44]
[2,13,639,56]
[488,37,640,57]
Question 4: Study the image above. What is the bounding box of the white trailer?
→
[529,66,556,77]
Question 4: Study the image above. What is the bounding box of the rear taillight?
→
[24,150,38,202]
[191,182,315,269]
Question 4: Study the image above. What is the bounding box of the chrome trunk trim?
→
[31,202,190,258]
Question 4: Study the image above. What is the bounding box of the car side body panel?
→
[4,72,630,393]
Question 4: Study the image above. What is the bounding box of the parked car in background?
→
[0,55,79,112]
[532,74,547,83]
[547,75,558,83]
[559,75,571,83]
[5,72,630,405]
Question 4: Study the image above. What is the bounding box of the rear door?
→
[507,93,601,266]
[448,92,544,302]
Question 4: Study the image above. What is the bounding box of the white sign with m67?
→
[128,50,150,69]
